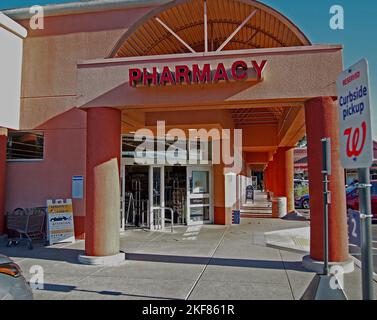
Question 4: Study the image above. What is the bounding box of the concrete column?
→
[274,147,295,213]
[0,129,7,235]
[265,163,272,192]
[264,165,269,191]
[305,97,349,263]
[79,107,124,266]
[214,162,226,225]
[269,159,277,196]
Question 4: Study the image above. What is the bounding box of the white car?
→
[0,254,33,300]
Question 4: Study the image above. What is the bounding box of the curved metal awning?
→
[110,0,311,58]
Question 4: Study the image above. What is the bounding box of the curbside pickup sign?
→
[337,59,374,169]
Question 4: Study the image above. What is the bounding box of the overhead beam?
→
[204,0,208,53]
[245,152,271,164]
[155,17,196,53]
[278,106,306,147]
[216,9,258,52]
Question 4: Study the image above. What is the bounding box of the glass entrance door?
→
[187,166,213,225]
[149,166,165,230]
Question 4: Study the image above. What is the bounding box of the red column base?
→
[214,207,226,225]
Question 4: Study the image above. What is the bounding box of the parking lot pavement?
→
[1,218,376,300]
[349,224,377,277]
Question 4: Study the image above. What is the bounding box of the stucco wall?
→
[5,108,87,237]
[18,7,153,129]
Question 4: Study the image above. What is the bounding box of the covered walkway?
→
[1,219,375,300]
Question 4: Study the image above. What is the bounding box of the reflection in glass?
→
[190,206,210,222]
[153,167,161,206]
[192,171,209,194]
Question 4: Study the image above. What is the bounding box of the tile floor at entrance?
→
[1,219,376,300]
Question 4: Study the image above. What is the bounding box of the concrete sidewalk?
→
[1,218,376,300]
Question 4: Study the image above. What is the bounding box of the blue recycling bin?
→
[232,210,241,225]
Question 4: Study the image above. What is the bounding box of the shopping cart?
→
[6,207,46,250]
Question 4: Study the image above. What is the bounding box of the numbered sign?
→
[337,59,374,169]
[347,209,361,247]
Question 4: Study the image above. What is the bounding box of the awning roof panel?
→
[111,0,311,58]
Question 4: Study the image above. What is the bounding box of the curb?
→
[0,235,8,245]
[302,255,355,274]
[350,255,377,283]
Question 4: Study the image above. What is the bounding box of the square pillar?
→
[264,164,270,191]
[269,159,278,196]
[274,147,295,213]
[214,163,226,225]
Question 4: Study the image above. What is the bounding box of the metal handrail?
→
[151,207,174,233]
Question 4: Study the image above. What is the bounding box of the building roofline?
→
[3,0,171,20]
[78,44,343,66]
[0,12,27,38]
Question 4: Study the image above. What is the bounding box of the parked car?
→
[295,183,359,210]
[0,255,33,300]
[346,180,377,220]
[295,194,310,209]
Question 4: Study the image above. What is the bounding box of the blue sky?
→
[1,0,376,137]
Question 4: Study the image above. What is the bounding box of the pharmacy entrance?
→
[120,135,213,230]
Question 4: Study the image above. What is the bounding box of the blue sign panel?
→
[347,209,361,247]
[72,176,84,199]
[232,210,240,225]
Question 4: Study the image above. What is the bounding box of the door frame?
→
[186,165,214,225]
[149,165,165,230]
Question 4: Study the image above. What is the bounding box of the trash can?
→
[272,197,287,218]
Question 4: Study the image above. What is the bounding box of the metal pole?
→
[321,138,331,276]
[357,168,374,300]
[323,170,329,275]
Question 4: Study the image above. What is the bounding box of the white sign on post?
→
[337,59,374,169]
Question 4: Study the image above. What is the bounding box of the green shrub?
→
[295,185,309,199]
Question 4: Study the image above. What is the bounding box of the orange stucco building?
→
[0,0,350,266]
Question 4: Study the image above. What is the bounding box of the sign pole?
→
[357,167,374,300]
[321,138,331,275]
[301,137,347,300]
[337,59,375,300]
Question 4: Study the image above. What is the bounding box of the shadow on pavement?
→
[40,283,177,300]
[123,252,311,272]
[0,244,84,265]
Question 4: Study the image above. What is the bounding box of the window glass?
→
[191,171,209,194]
[7,132,44,160]
[122,134,210,164]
